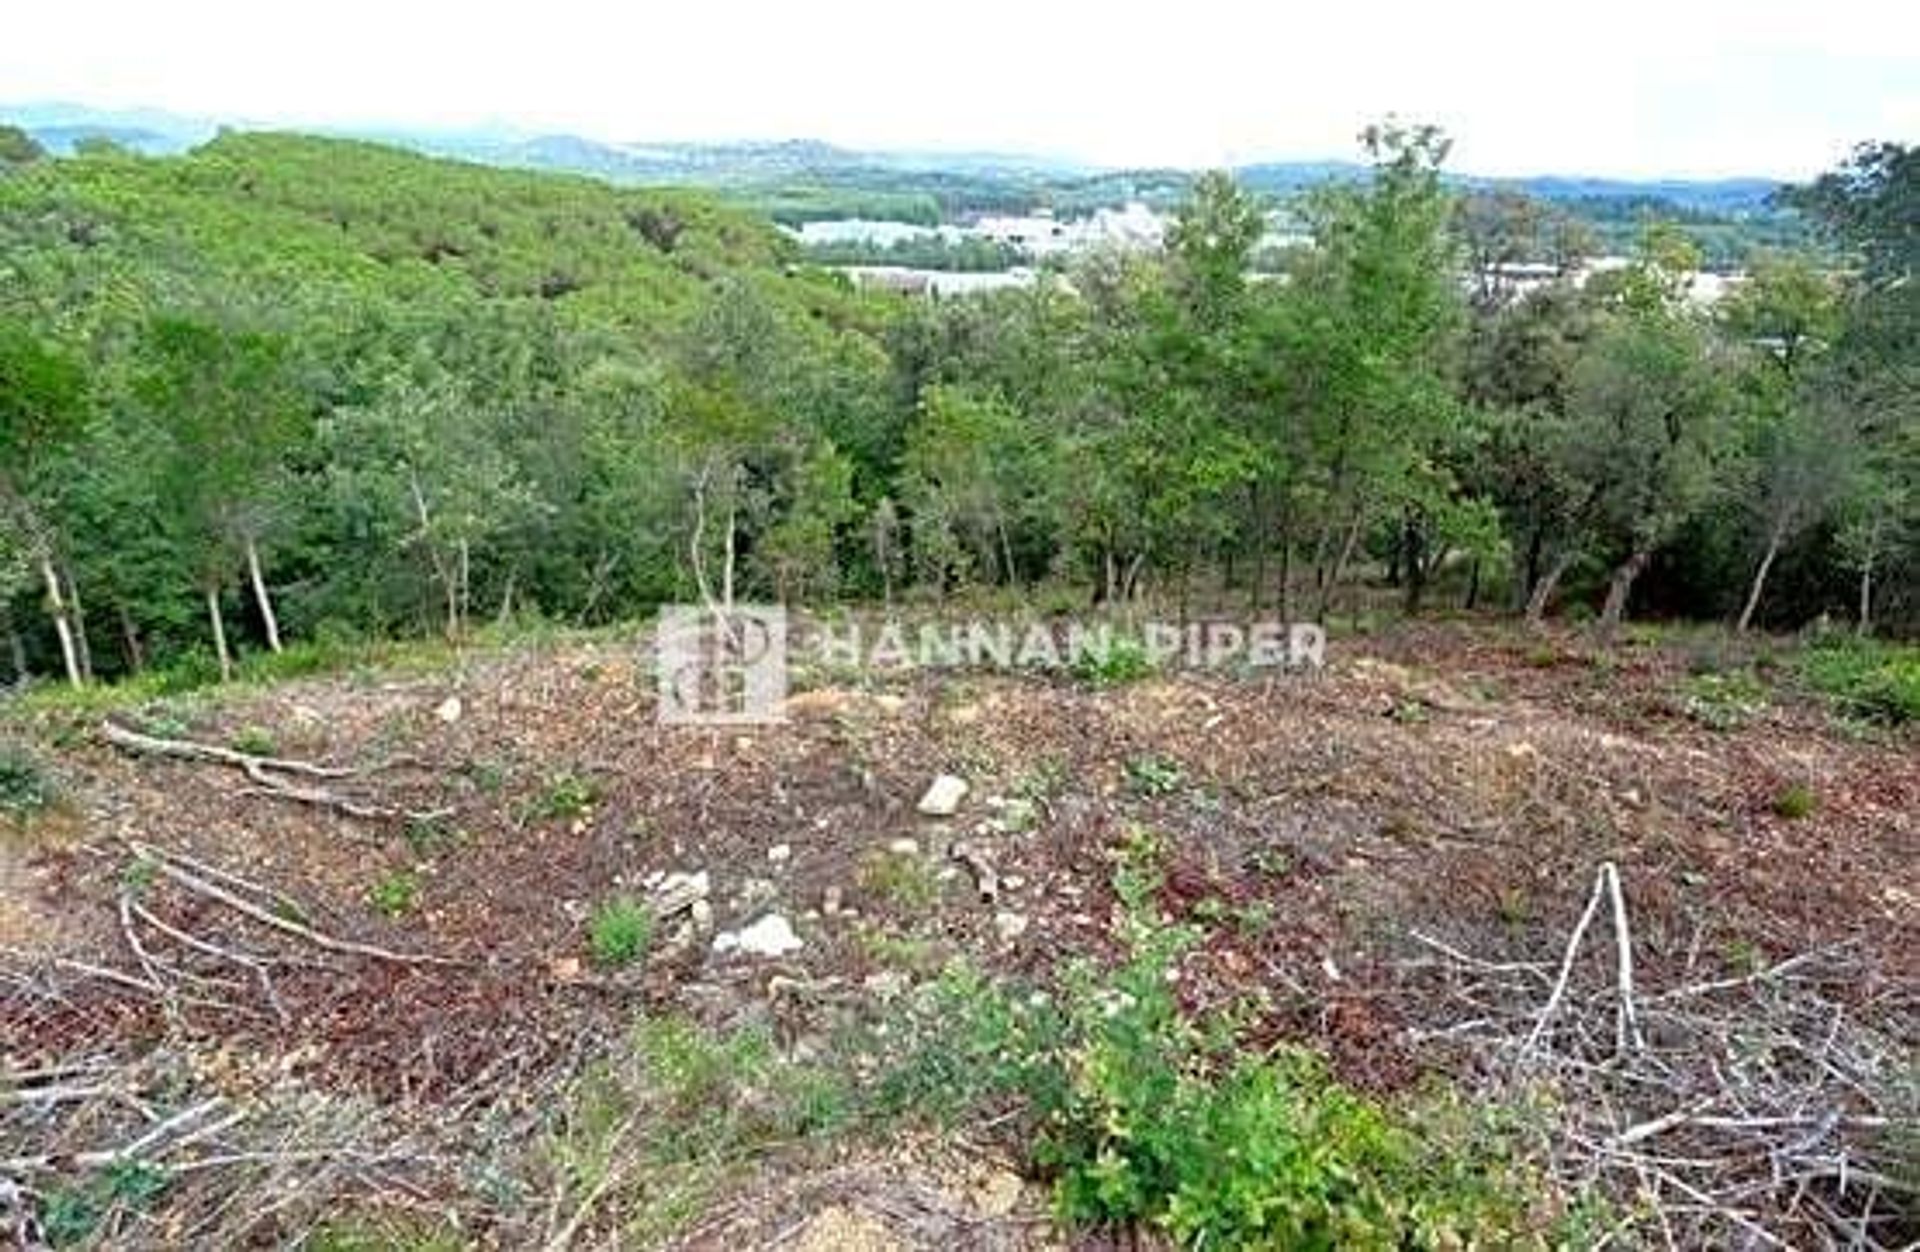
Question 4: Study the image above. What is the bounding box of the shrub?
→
[0,743,55,820]
[1772,783,1818,820]
[1072,634,1155,687]
[229,725,277,756]
[588,897,654,967]
[530,771,600,821]
[368,870,420,918]
[1677,670,1767,730]
[881,829,1558,1246]
[1799,638,1920,725]
[1123,755,1184,797]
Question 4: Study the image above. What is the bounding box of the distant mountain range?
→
[1,101,1788,220]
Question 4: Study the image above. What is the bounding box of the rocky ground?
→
[1,618,1915,1248]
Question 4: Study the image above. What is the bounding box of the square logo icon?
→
[655,604,788,724]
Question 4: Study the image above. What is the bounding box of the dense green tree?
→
[0,321,92,684]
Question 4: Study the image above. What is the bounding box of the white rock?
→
[435,695,464,724]
[917,774,970,816]
[886,837,921,857]
[714,913,804,958]
[863,970,910,999]
[767,843,792,864]
[993,911,1030,941]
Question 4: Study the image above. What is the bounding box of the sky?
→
[5,0,1915,178]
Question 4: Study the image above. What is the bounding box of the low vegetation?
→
[587,897,655,968]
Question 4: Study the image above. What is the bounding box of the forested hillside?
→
[0,126,1915,691]
[0,132,897,681]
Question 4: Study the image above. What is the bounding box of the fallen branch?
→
[101,721,356,778]
[1519,862,1609,1059]
[126,840,458,967]
[102,721,452,824]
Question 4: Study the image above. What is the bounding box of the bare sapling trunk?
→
[38,555,82,687]
[206,586,232,682]
[6,623,25,688]
[1525,551,1577,628]
[67,570,93,682]
[1597,546,1652,641]
[244,534,282,653]
[1735,519,1788,635]
[495,570,517,629]
[1315,506,1366,623]
[118,603,146,673]
[407,469,458,640]
[1857,558,1873,637]
[457,537,471,636]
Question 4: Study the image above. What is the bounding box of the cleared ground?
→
[2,619,1915,1247]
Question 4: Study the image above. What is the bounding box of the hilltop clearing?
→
[2,619,1913,1247]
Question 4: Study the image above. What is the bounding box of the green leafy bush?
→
[530,771,601,821]
[368,870,421,918]
[1072,634,1156,687]
[1772,783,1818,819]
[1123,755,1185,797]
[1799,638,1920,725]
[883,828,1558,1247]
[0,743,55,820]
[229,725,277,756]
[588,896,654,967]
[1677,669,1767,730]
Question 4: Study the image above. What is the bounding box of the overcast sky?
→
[6,0,1915,178]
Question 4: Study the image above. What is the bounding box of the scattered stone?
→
[993,911,1029,942]
[714,913,804,958]
[689,899,714,931]
[735,877,778,908]
[917,774,969,816]
[434,694,464,724]
[548,956,582,982]
[822,884,845,916]
[767,843,792,864]
[650,870,711,919]
[862,970,910,1000]
[885,836,921,857]
[951,838,999,902]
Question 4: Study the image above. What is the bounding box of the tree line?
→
[0,125,1914,687]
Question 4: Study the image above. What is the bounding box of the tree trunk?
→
[1856,558,1873,637]
[67,570,93,682]
[118,603,146,674]
[1521,524,1544,610]
[1597,547,1652,641]
[1315,506,1366,622]
[457,537,471,635]
[207,586,232,682]
[244,535,283,653]
[1278,536,1294,623]
[1525,551,1576,628]
[1464,557,1482,611]
[6,623,24,688]
[38,556,82,688]
[496,570,517,629]
[1735,523,1786,635]
[1402,519,1427,615]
